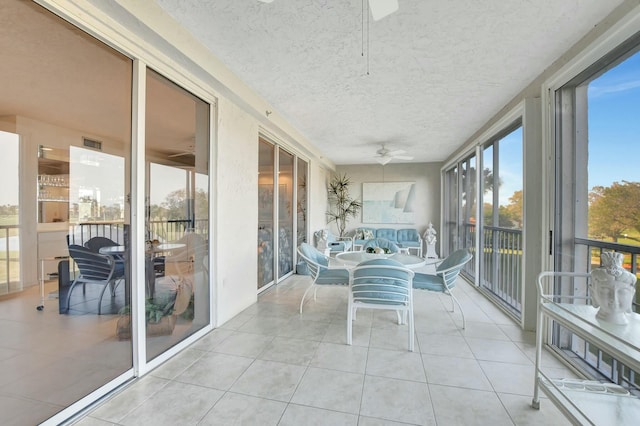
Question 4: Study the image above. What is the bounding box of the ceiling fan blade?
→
[376,156,392,165]
[257,0,275,3]
[369,0,399,21]
[394,155,414,161]
[167,152,193,158]
[386,149,407,156]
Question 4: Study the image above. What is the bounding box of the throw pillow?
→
[355,230,364,239]
[363,229,374,239]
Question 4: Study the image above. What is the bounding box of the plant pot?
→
[116,314,176,340]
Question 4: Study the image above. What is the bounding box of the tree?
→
[588,181,640,242]
[499,190,523,228]
[326,173,361,237]
[461,166,497,223]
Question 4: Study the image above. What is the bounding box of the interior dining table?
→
[335,251,427,269]
[98,243,185,302]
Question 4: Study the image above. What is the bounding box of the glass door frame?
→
[132,62,216,375]
[257,134,308,293]
[39,5,217,425]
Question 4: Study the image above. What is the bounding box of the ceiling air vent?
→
[83,137,102,150]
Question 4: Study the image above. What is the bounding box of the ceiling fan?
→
[257,0,399,21]
[375,144,414,165]
[167,151,193,159]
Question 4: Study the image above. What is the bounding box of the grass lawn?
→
[0,215,19,238]
[0,250,20,284]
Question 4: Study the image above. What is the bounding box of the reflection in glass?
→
[497,128,523,228]
[461,155,477,250]
[297,158,308,247]
[145,69,210,361]
[278,150,294,279]
[69,147,125,225]
[0,1,133,423]
[258,140,275,289]
[38,145,69,223]
[0,131,20,292]
[444,166,458,254]
[482,145,494,226]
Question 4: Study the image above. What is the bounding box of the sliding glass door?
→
[553,42,640,389]
[0,2,133,424]
[297,157,308,247]
[0,2,214,423]
[257,139,307,291]
[258,140,275,290]
[144,69,210,361]
[479,125,523,315]
[277,149,294,280]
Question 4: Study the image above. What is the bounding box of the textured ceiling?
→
[153,0,622,165]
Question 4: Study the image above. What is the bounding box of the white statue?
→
[314,229,329,251]
[590,252,636,325]
[424,222,438,258]
[425,223,437,244]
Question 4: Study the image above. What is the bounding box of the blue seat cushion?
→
[352,259,410,304]
[300,243,328,266]
[397,229,419,242]
[375,228,397,242]
[412,272,447,291]
[316,268,349,284]
[436,249,472,273]
[352,282,408,305]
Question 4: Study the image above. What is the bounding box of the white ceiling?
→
[153,0,622,165]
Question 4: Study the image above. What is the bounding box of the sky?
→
[491,49,640,206]
[496,127,523,206]
[0,132,19,205]
[587,50,640,189]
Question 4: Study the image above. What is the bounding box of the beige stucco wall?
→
[333,163,443,239]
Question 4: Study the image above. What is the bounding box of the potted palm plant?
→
[326,173,361,237]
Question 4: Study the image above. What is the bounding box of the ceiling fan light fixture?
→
[368,0,399,21]
[376,156,392,166]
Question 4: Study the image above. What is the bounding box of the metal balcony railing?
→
[0,224,19,294]
[552,238,640,393]
[68,219,209,247]
[462,224,523,316]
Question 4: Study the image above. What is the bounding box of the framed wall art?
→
[362,182,416,224]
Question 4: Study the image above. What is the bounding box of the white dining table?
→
[335,251,427,269]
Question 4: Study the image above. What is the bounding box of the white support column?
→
[522,97,543,331]
[131,59,147,374]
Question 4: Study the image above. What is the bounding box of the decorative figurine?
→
[590,252,636,325]
[315,229,328,251]
[424,222,438,259]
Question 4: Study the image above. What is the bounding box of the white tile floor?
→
[76,272,575,426]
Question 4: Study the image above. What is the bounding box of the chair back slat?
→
[348,258,415,351]
[68,245,115,281]
[436,249,473,290]
[350,260,413,305]
[436,249,472,272]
